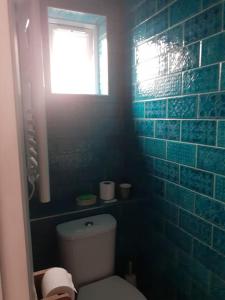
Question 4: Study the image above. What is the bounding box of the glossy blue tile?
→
[168,96,197,119]
[126,0,143,11]
[178,251,211,290]
[170,0,201,26]
[145,138,166,159]
[169,43,200,73]
[151,158,179,183]
[203,0,220,8]
[136,55,168,81]
[145,100,167,118]
[213,227,225,256]
[136,73,182,99]
[167,141,196,166]
[183,65,219,94]
[197,146,225,176]
[180,210,212,244]
[202,33,225,65]
[210,274,225,300]
[199,93,225,118]
[135,120,154,137]
[153,198,179,223]
[221,63,225,90]
[195,194,225,229]
[215,176,225,202]
[146,9,168,39]
[218,121,225,148]
[132,22,147,45]
[180,166,214,196]
[149,175,166,197]
[155,120,180,141]
[182,121,216,146]
[132,102,144,118]
[128,0,225,293]
[184,5,222,44]
[166,182,195,211]
[157,0,174,9]
[165,222,192,253]
[194,239,225,280]
[158,25,183,50]
[131,2,148,27]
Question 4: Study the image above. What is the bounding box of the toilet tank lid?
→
[56,214,117,240]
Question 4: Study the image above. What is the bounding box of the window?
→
[48,8,108,95]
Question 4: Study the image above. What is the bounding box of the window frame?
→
[48,18,100,95]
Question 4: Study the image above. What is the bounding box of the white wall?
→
[0,0,33,299]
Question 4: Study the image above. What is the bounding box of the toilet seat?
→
[77,275,147,300]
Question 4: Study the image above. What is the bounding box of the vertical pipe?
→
[29,0,51,203]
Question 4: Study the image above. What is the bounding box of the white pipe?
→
[29,0,51,203]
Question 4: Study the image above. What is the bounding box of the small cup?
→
[119,183,132,200]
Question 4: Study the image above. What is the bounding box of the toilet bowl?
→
[78,276,146,300]
[57,214,147,300]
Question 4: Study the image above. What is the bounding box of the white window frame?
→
[48,18,100,95]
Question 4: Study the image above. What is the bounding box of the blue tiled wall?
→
[128,0,225,298]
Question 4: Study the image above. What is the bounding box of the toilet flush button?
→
[85,221,94,227]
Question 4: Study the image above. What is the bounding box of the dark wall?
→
[30,0,138,274]
[30,0,129,219]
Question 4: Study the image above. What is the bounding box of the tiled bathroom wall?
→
[128,0,225,298]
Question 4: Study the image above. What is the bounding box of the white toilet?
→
[56,214,147,300]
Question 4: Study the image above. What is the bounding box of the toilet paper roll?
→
[41,267,76,300]
[100,181,115,201]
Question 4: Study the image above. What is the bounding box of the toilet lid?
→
[77,276,147,300]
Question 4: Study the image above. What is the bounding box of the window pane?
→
[48,7,108,95]
[50,26,95,94]
[99,38,108,95]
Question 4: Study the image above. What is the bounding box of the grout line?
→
[161,205,225,258]
[199,41,202,67]
[153,120,156,138]
[213,174,216,199]
[211,226,214,247]
[147,154,218,178]
[195,144,198,169]
[178,164,181,185]
[131,0,223,39]
[127,0,146,14]
[149,173,225,206]
[191,237,194,257]
[165,139,168,159]
[180,119,182,142]
[219,62,222,91]
[131,0,176,32]
[200,0,203,10]
[136,133,225,152]
[153,189,225,259]
[197,94,200,118]
[222,1,224,31]
[132,62,220,85]
[132,88,225,102]
[177,207,180,226]
[216,120,219,147]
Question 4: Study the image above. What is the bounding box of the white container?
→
[57,214,117,288]
[100,181,115,201]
